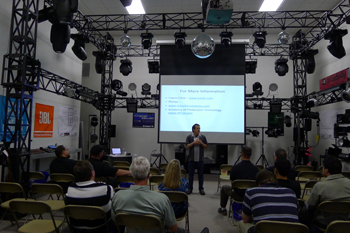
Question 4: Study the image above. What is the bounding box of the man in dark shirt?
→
[266,148,297,180]
[275,159,301,198]
[88,145,131,187]
[50,145,76,174]
[218,146,259,216]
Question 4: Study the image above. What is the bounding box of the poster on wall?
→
[133,113,155,128]
[58,105,78,136]
[34,103,54,137]
[0,95,28,141]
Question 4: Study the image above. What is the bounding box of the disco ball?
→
[191,34,215,59]
[120,35,131,47]
[277,31,290,44]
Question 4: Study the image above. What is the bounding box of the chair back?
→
[220,164,232,175]
[341,172,350,179]
[231,179,257,190]
[301,180,318,199]
[298,199,306,215]
[297,171,322,181]
[295,165,314,173]
[64,205,107,220]
[325,220,350,233]
[255,165,264,171]
[95,176,108,183]
[114,166,130,171]
[30,183,64,198]
[0,182,26,196]
[50,173,75,182]
[159,191,188,203]
[159,163,168,171]
[149,175,164,189]
[113,161,130,167]
[117,175,135,184]
[26,171,46,181]
[255,220,309,233]
[317,201,350,214]
[10,200,51,215]
[115,213,163,233]
[150,167,161,175]
[181,168,187,179]
[103,160,110,165]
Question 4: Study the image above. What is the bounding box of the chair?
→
[114,166,130,171]
[229,180,256,218]
[115,213,163,233]
[313,201,350,231]
[102,160,110,165]
[301,180,318,200]
[255,165,264,171]
[325,220,350,233]
[255,220,309,233]
[150,167,161,175]
[160,191,189,232]
[0,182,29,223]
[113,161,130,167]
[117,175,135,187]
[10,200,63,233]
[295,165,314,174]
[64,205,110,233]
[21,171,46,194]
[341,171,350,179]
[298,199,306,215]
[149,175,164,190]
[159,163,168,173]
[30,183,65,212]
[50,173,75,182]
[297,171,322,184]
[95,176,108,183]
[217,164,232,192]
[181,168,187,179]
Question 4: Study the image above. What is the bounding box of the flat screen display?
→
[133,113,155,128]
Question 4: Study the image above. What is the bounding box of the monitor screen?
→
[111,148,121,155]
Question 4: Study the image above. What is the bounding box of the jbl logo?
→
[39,111,51,124]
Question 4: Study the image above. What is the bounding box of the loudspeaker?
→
[108,125,116,138]
[216,145,228,165]
[293,128,305,142]
[305,119,312,131]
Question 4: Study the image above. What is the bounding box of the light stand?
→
[255,127,269,168]
[150,143,168,168]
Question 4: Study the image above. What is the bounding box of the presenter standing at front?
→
[186,124,208,195]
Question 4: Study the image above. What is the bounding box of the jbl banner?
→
[34,103,54,138]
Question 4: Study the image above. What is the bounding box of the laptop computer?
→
[111,148,122,155]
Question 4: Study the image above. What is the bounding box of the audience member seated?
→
[50,145,76,175]
[111,156,185,233]
[158,159,188,218]
[218,146,259,216]
[274,159,301,198]
[301,156,350,229]
[65,160,116,233]
[266,148,297,180]
[88,145,131,187]
[237,170,299,233]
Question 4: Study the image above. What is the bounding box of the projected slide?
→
[159,75,245,144]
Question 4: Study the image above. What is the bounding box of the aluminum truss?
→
[1,0,40,182]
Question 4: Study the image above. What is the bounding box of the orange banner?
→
[34,103,54,138]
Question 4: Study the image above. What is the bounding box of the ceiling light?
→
[120,0,132,7]
[259,0,284,12]
[120,59,132,76]
[126,0,145,14]
[141,32,153,49]
[253,31,267,48]
[148,60,159,73]
[252,130,260,137]
[92,51,105,74]
[245,60,257,74]
[174,32,187,49]
[128,83,137,91]
[71,34,88,61]
[191,33,215,59]
[269,83,278,92]
[275,57,289,76]
[303,49,318,74]
[284,115,292,127]
[277,31,290,44]
[141,83,151,95]
[120,34,131,47]
[50,24,71,53]
[325,29,348,59]
[220,31,233,48]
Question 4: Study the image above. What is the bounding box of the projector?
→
[205,0,233,25]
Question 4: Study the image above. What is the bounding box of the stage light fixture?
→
[52,0,78,24]
[253,31,267,48]
[111,79,123,91]
[50,24,71,53]
[120,59,132,76]
[140,33,154,49]
[284,115,292,127]
[126,98,138,113]
[306,97,318,108]
[71,34,88,61]
[120,0,132,7]
[252,82,263,96]
[302,49,318,74]
[245,60,257,74]
[92,51,106,74]
[38,6,55,23]
[275,57,289,76]
[270,100,282,114]
[128,83,137,91]
[324,29,348,59]
[120,34,131,48]
[64,88,75,98]
[174,32,187,49]
[269,83,278,92]
[141,83,151,95]
[220,31,233,48]
[148,60,159,73]
[252,130,260,137]
[342,88,350,103]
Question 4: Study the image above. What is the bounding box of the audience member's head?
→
[256,170,277,186]
[274,159,291,177]
[163,159,182,189]
[274,148,287,160]
[130,156,150,181]
[90,145,103,158]
[241,146,252,159]
[323,156,342,175]
[74,160,95,182]
[55,145,69,158]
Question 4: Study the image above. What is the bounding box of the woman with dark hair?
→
[158,159,188,218]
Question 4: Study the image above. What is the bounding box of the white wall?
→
[0,1,82,173]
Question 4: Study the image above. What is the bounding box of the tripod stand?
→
[150,144,168,168]
[255,127,269,168]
